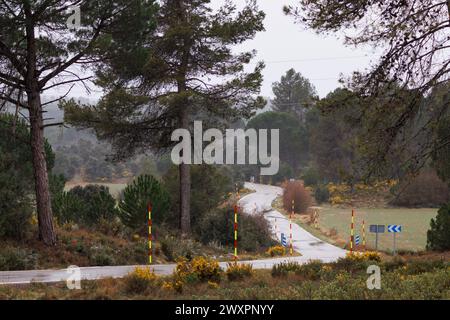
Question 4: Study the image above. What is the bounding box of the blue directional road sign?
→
[281,233,288,247]
[370,225,385,233]
[388,225,402,233]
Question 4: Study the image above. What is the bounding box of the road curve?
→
[0,183,346,285]
[240,182,347,263]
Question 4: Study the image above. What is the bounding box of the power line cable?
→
[253,55,370,65]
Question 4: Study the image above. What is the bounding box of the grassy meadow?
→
[308,207,438,252]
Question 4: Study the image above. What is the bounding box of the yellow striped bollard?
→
[290,200,294,256]
[350,209,355,253]
[148,203,152,264]
[234,184,240,262]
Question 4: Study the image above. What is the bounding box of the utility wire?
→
[253,55,369,65]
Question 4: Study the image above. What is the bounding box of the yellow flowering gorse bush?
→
[266,245,286,257]
[132,267,158,281]
[345,251,381,262]
[225,262,254,281]
[175,256,222,283]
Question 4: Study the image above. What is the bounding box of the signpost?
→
[369,224,385,252]
[388,225,402,256]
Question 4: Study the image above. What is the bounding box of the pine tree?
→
[65,0,266,236]
[271,68,317,122]
[0,0,158,245]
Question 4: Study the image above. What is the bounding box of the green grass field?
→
[316,207,439,252]
[65,183,127,199]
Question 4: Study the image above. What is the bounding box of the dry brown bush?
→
[283,181,312,214]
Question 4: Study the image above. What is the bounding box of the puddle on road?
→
[309,241,325,246]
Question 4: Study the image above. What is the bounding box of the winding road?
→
[0,183,346,285]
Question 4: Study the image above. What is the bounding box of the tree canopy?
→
[0,0,158,245]
[285,0,450,179]
[65,0,266,235]
[271,68,317,122]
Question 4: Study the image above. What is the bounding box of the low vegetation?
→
[225,263,254,281]
[1,254,448,300]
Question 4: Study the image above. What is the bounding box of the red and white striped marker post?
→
[290,200,294,256]
[314,210,319,229]
[148,203,152,264]
[350,209,355,253]
[275,218,279,237]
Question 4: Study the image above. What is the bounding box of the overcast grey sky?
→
[53,0,379,101]
[237,0,378,98]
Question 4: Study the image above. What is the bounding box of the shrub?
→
[52,191,83,225]
[160,236,176,261]
[118,175,171,231]
[314,184,330,204]
[159,236,200,261]
[390,170,449,207]
[89,246,116,266]
[295,260,323,281]
[123,267,158,294]
[382,257,407,272]
[363,251,382,262]
[174,257,222,283]
[0,247,38,271]
[96,217,125,237]
[53,185,118,227]
[266,246,286,257]
[399,260,447,275]
[427,203,450,251]
[198,208,275,252]
[344,251,381,262]
[271,261,301,277]
[226,263,254,281]
[333,253,375,273]
[162,279,184,293]
[283,180,312,213]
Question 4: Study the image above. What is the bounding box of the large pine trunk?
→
[179,105,191,236]
[28,93,56,246]
[24,5,56,246]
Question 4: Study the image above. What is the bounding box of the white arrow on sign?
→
[388,225,402,233]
